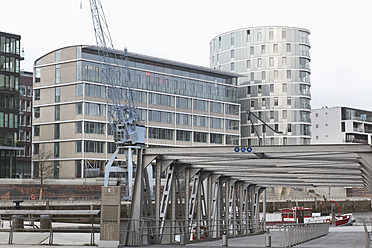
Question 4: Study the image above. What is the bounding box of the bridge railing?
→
[279,222,329,247]
[120,217,265,246]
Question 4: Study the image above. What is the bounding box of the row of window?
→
[212,29,309,52]
[79,61,237,102]
[0,74,19,91]
[250,97,311,110]
[0,55,20,73]
[0,112,18,128]
[0,36,20,55]
[81,48,234,84]
[246,83,311,97]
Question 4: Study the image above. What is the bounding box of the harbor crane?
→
[88,0,146,191]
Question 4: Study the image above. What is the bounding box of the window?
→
[283,110,287,119]
[194,132,208,143]
[286,43,291,53]
[231,62,234,71]
[210,117,223,129]
[261,45,265,54]
[250,72,254,81]
[176,97,192,109]
[75,121,82,133]
[315,113,319,117]
[55,105,60,121]
[262,71,266,80]
[274,70,278,79]
[257,58,262,67]
[231,50,234,59]
[250,100,254,108]
[269,30,274,40]
[55,64,61,84]
[231,35,234,46]
[176,113,191,125]
[226,135,239,145]
[287,97,292,106]
[55,87,60,102]
[287,124,292,133]
[282,57,287,66]
[282,83,287,92]
[54,123,60,139]
[54,142,60,158]
[282,30,286,39]
[247,86,251,95]
[316,124,319,128]
[270,84,274,93]
[287,70,291,80]
[84,140,105,153]
[210,133,223,144]
[76,103,83,115]
[262,98,266,107]
[269,57,274,66]
[194,99,208,112]
[193,115,208,127]
[258,85,262,94]
[210,102,223,113]
[250,46,254,55]
[34,143,39,155]
[247,60,251,69]
[149,110,174,124]
[75,140,82,153]
[273,44,278,53]
[76,83,83,96]
[176,130,191,141]
[34,107,40,118]
[85,102,106,116]
[246,30,251,42]
[226,119,239,130]
[257,31,261,41]
[34,125,40,136]
[283,137,287,145]
[148,127,174,140]
[274,97,278,106]
[55,50,61,62]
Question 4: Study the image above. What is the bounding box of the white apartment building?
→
[311,107,372,144]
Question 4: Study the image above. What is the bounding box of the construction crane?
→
[88,0,146,189]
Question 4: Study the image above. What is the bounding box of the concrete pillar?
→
[40,215,51,231]
[12,215,24,232]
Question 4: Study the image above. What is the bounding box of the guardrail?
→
[120,217,264,246]
[0,213,100,245]
[279,222,329,247]
[0,195,101,204]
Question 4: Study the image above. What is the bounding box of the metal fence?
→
[1,215,100,245]
[279,222,329,247]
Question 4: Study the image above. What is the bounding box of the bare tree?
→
[33,145,54,200]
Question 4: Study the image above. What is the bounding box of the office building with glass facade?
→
[33,45,240,179]
[210,26,311,146]
[0,31,23,178]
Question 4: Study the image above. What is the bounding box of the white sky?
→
[2,0,372,110]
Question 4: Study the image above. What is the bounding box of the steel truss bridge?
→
[123,144,372,246]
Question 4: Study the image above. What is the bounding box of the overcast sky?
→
[2,0,371,110]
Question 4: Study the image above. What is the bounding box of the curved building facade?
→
[210,26,311,146]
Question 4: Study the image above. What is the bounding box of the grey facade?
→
[33,45,240,179]
[210,26,311,146]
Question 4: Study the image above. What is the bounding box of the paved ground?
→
[0,225,370,247]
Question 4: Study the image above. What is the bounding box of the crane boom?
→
[89,0,145,146]
[88,0,145,188]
